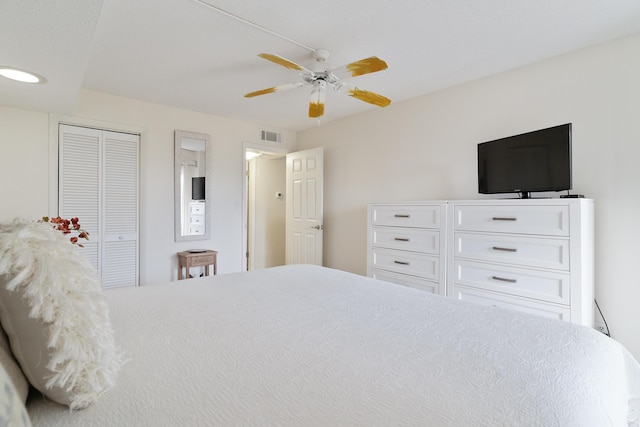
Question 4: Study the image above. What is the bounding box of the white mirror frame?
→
[174,130,210,242]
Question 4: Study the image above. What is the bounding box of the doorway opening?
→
[242,143,288,271]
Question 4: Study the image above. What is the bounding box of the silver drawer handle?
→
[394,260,410,265]
[394,237,410,242]
[394,214,410,218]
[492,276,517,283]
[492,246,517,252]
[492,217,517,221]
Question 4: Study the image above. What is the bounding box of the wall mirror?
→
[174,130,210,242]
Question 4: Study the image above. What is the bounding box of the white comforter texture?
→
[27,265,640,426]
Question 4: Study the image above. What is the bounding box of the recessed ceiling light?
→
[0,66,46,84]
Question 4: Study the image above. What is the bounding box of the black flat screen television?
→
[192,177,205,200]
[477,123,572,199]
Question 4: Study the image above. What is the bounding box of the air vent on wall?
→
[261,130,281,143]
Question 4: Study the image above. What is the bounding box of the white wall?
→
[0,107,49,217]
[0,90,296,284]
[297,33,640,360]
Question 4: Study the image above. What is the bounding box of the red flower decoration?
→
[40,216,90,247]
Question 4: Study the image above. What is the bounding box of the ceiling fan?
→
[244,49,391,118]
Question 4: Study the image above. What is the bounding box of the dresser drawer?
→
[450,284,570,321]
[370,226,439,254]
[189,225,205,235]
[452,205,569,236]
[453,232,569,270]
[370,204,442,229]
[189,254,215,266]
[190,204,205,215]
[451,260,570,304]
[370,248,439,281]
[371,269,440,294]
[190,215,204,225]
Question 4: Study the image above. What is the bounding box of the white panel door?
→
[285,147,323,265]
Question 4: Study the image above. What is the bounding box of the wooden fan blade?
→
[348,88,391,107]
[309,81,327,118]
[245,82,304,98]
[331,56,388,79]
[258,53,311,73]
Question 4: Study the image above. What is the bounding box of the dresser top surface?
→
[370,198,593,206]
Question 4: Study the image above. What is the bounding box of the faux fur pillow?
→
[0,219,124,410]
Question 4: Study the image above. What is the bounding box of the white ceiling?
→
[2,0,640,132]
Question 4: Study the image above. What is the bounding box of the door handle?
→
[310,225,324,230]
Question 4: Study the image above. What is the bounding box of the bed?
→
[22,264,640,426]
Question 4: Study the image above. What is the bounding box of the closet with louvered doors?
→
[58,124,139,288]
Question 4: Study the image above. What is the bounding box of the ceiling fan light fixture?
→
[0,66,46,84]
[309,80,327,118]
[309,103,325,118]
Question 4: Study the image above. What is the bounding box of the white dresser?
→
[447,199,593,326]
[367,199,594,326]
[367,202,447,294]
[188,201,206,235]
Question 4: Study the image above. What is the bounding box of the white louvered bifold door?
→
[59,125,101,273]
[102,131,139,288]
[58,125,139,288]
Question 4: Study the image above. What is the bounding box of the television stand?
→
[367,199,595,326]
[511,192,551,199]
[519,191,532,199]
[505,197,552,199]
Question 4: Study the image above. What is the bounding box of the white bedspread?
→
[27,265,640,426]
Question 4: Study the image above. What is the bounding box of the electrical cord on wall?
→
[594,299,611,337]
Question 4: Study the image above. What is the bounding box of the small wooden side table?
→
[177,250,218,280]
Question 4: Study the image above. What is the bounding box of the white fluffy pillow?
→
[0,219,124,410]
